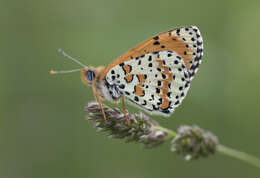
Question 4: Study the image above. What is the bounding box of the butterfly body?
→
[65,26,203,117]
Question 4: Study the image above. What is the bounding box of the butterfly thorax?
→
[95,79,122,102]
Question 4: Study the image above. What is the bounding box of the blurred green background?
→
[1,0,260,177]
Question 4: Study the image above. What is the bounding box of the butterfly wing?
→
[99,26,203,82]
[105,51,190,115]
[103,26,203,115]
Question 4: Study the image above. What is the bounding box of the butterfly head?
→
[81,66,106,86]
[81,67,95,85]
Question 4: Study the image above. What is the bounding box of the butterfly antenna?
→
[50,68,82,75]
[58,48,86,67]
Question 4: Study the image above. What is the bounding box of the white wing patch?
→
[105,51,190,116]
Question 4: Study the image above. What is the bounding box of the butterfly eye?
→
[85,70,95,82]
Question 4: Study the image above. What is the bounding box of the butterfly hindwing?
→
[105,51,190,115]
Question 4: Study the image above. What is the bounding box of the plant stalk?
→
[217,144,260,169]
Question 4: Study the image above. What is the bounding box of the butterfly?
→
[51,26,203,124]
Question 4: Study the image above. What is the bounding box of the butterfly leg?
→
[116,102,121,110]
[91,82,98,102]
[121,95,130,125]
[97,95,107,123]
[92,82,107,123]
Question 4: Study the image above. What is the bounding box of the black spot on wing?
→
[153,36,159,40]
[141,100,147,106]
[153,41,160,45]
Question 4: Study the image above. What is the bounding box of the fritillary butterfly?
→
[51,26,203,121]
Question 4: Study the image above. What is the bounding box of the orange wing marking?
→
[155,59,173,110]
[122,65,132,74]
[124,74,134,83]
[121,64,134,83]
[134,74,146,96]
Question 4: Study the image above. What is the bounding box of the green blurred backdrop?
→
[1,0,260,177]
